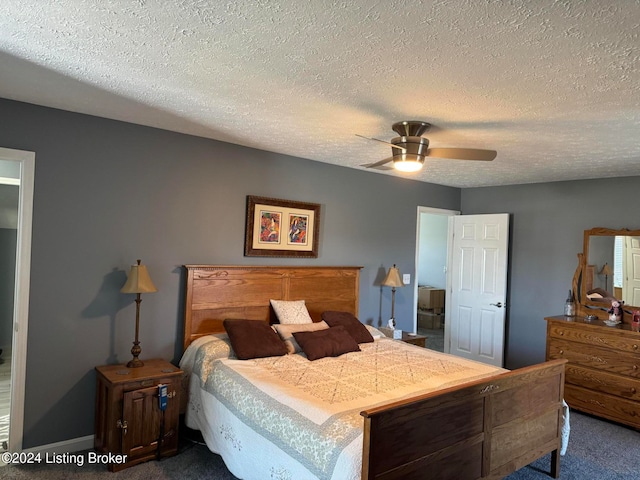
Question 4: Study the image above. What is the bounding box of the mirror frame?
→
[581,227,640,313]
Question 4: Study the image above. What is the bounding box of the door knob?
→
[490,302,504,308]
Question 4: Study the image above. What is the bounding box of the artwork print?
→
[245,196,320,258]
[259,210,281,244]
[288,214,308,245]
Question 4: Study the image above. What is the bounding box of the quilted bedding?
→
[180,335,505,480]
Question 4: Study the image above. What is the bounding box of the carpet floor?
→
[1,410,638,479]
[417,327,444,352]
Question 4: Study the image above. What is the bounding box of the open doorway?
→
[0,147,34,453]
[0,168,18,448]
[414,206,459,352]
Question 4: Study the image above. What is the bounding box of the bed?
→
[180,265,567,480]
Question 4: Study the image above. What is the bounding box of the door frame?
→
[414,206,459,349]
[0,147,34,452]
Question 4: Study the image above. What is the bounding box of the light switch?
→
[402,274,410,284]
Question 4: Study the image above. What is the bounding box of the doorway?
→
[0,147,34,453]
[415,208,510,366]
[414,207,459,352]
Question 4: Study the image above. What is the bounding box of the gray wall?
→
[461,178,640,369]
[0,98,460,448]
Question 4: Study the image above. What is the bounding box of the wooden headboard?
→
[183,265,362,350]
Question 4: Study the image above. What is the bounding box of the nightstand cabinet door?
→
[94,359,181,471]
[122,384,178,460]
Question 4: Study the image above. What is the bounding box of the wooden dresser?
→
[545,315,640,429]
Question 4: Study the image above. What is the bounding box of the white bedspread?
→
[180,335,506,480]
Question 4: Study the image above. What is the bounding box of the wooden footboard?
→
[360,359,567,480]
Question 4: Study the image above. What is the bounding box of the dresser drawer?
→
[565,384,640,429]
[548,324,640,354]
[548,339,640,379]
[565,364,640,401]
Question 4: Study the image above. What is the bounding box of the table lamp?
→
[599,263,613,292]
[382,264,404,327]
[121,259,157,368]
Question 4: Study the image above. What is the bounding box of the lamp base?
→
[126,358,144,368]
[127,341,144,368]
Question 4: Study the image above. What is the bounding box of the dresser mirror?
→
[581,227,640,312]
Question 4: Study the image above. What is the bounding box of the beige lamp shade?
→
[382,264,405,288]
[121,260,158,294]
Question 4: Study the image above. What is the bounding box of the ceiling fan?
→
[357,120,497,172]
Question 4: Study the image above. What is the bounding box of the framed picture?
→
[244,195,321,257]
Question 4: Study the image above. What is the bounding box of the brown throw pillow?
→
[292,325,361,361]
[273,321,330,354]
[321,311,374,344]
[223,319,288,360]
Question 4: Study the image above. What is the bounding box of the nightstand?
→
[379,327,427,347]
[94,359,182,471]
[400,332,427,348]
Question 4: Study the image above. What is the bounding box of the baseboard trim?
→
[23,435,94,455]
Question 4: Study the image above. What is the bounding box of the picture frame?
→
[244,195,321,258]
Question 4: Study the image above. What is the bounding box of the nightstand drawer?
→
[118,376,177,392]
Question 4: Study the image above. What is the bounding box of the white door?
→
[623,236,640,306]
[448,214,509,367]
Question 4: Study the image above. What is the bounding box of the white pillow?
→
[274,321,329,354]
[365,324,385,339]
[270,299,314,324]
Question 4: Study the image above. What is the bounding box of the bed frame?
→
[183,265,567,480]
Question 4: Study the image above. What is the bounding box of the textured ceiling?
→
[0,0,639,188]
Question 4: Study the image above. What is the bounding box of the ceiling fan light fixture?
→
[393,155,424,172]
[358,120,496,172]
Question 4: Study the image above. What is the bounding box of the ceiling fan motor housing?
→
[391,136,429,159]
[392,121,431,137]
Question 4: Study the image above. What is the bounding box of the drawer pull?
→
[631,388,637,394]
[559,331,564,336]
[634,344,638,350]
[634,365,639,370]
[559,350,564,355]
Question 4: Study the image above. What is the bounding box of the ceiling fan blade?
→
[355,134,407,152]
[426,148,497,161]
[360,157,394,170]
